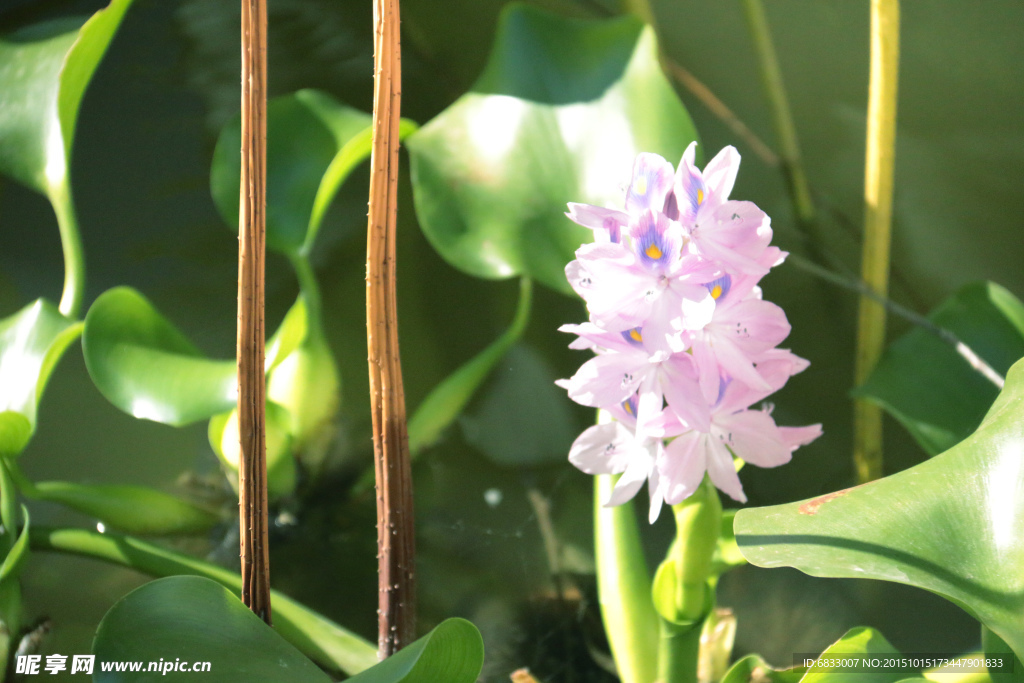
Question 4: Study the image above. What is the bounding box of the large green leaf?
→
[344,618,484,683]
[210,89,416,257]
[0,0,132,195]
[82,287,236,426]
[736,358,1024,657]
[854,281,1024,455]
[0,299,82,456]
[92,576,333,683]
[802,627,903,683]
[93,576,484,683]
[407,4,698,294]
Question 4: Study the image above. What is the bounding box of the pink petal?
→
[626,154,676,215]
[568,422,636,474]
[701,146,740,203]
[560,354,646,408]
[660,431,707,505]
[566,203,629,243]
[660,354,712,432]
[779,424,823,450]
[716,410,791,468]
[705,436,747,503]
[605,447,653,506]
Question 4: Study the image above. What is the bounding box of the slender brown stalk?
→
[367,0,415,658]
[854,0,900,484]
[660,58,780,168]
[237,0,271,623]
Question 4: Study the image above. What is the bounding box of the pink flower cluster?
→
[558,143,821,522]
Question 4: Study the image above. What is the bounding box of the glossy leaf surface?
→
[31,481,220,535]
[93,576,483,683]
[0,0,132,194]
[737,358,1024,657]
[803,627,903,683]
[721,654,803,683]
[211,89,415,256]
[344,617,484,683]
[93,576,333,683]
[407,4,698,294]
[82,287,236,426]
[0,299,81,456]
[854,281,1024,455]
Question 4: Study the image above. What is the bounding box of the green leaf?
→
[854,281,1024,455]
[408,278,531,456]
[0,299,82,456]
[735,358,1024,658]
[82,287,236,426]
[459,343,577,467]
[93,576,483,683]
[29,481,221,535]
[209,402,296,499]
[407,4,698,294]
[0,0,132,195]
[344,618,484,683]
[802,627,903,683]
[265,296,308,373]
[210,89,416,257]
[33,527,377,676]
[93,576,333,683]
[721,654,804,683]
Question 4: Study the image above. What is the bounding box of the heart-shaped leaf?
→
[854,281,1024,455]
[344,617,484,683]
[0,0,132,195]
[802,627,903,683]
[82,287,236,426]
[92,576,334,682]
[721,655,804,683]
[736,358,1024,658]
[93,576,484,683]
[210,89,416,257]
[407,3,698,294]
[0,299,82,456]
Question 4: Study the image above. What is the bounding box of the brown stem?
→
[238,0,272,624]
[367,0,415,658]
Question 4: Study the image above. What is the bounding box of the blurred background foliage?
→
[0,0,1021,680]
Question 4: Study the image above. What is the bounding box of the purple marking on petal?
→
[705,274,732,302]
[603,216,621,243]
[620,327,644,348]
[632,210,672,269]
[663,191,680,221]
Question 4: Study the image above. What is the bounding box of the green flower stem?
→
[657,618,702,683]
[854,0,900,484]
[289,253,323,339]
[739,0,816,226]
[49,183,85,319]
[594,474,659,683]
[29,526,378,676]
[670,478,721,620]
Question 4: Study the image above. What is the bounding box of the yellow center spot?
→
[629,328,643,342]
[711,284,723,299]
[635,177,647,195]
[645,243,663,259]
[623,401,634,415]
[697,189,704,205]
